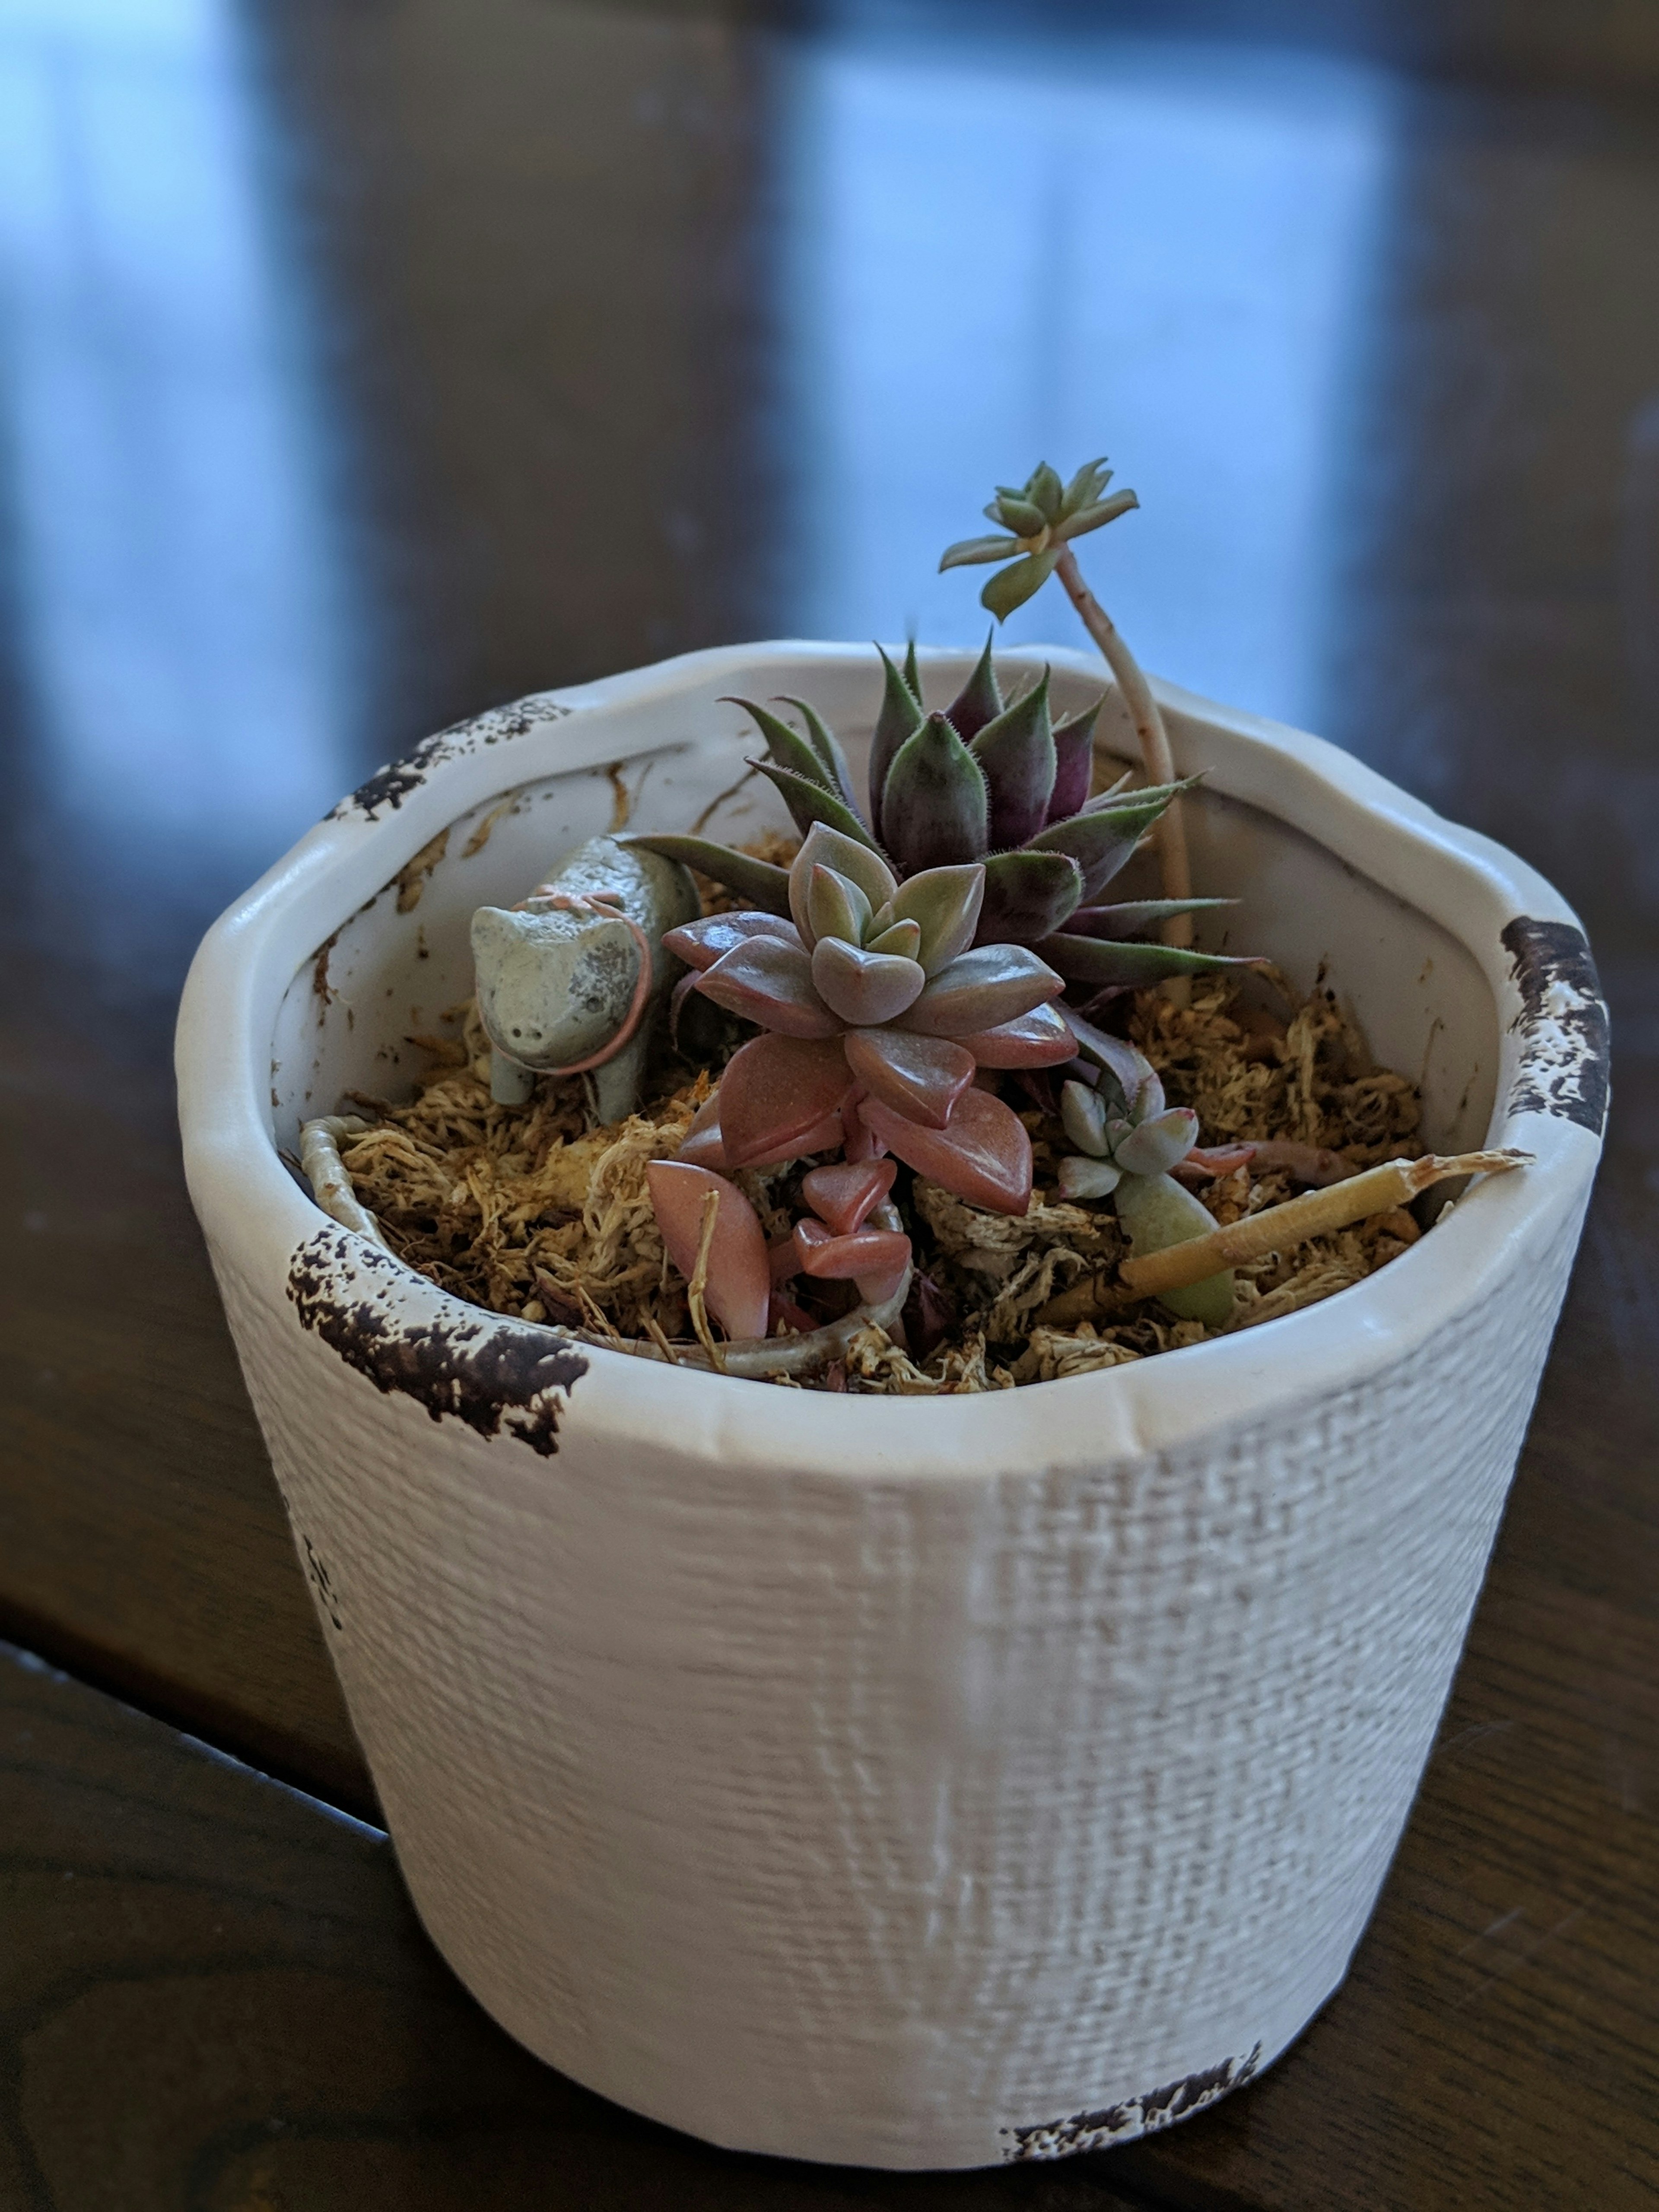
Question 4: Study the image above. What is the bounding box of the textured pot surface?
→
[177,644,1606,2169]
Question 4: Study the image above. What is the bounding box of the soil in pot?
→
[296,456,1536,1386]
[318,960,1428,1393]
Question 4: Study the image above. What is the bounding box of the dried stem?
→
[575,1279,621,1341]
[1027,1268,1128,1332]
[686,1186,726,1372]
[642,1313,681,1365]
[1053,543,1192,946]
[1119,1150,1531,1300]
[299,1117,390,1248]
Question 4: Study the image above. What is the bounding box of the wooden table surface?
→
[2,2,1657,2204]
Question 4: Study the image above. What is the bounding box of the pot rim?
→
[177,640,1607,1472]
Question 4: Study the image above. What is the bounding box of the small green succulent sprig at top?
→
[939,456,1135,620]
[940,456,1194,944]
[630,637,1253,1000]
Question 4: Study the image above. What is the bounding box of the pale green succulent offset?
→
[1060,1013,1235,1326]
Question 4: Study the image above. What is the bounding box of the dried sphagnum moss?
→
[336,974,1425,1391]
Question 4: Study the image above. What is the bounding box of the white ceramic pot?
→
[176,644,1606,2170]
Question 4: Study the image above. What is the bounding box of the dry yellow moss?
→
[333,973,1427,1389]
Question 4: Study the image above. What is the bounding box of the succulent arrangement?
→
[634,640,1243,1003]
[599,454,1273,1344]
[306,449,1527,1385]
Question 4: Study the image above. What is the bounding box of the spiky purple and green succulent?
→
[630,639,1252,998]
[660,823,1077,1215]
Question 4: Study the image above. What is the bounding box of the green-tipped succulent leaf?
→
[939,533,1023,571]
[725,697,839,799]
[754,758,880,855]
[944,632,1003,742]
[1038,936,1265,988]
[1054,489,1139,541]
[970,667,1056,848]
[889,864,985,973]
[991,493,1048,537]
[982,549,1060,621]
[1065,897,1236,937]
[1082,775,1197,814]
[775,696,861,813]
[902,638,923,704]
[804,863,872,949]
[1060,457,1111,514]
[976,850,1083,944]
[865,916,923,961]
[1027,793,1172,903]
[789,822,899,938]
[881,712,989,875]
[626,834,791,915]
[869,645,926,842]
[1026,462,1065,521]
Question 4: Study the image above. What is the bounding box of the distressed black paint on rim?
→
[1501,916,1610,1136]
[330,696,570,821]
[287,1230,587,1455]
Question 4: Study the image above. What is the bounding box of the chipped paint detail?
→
[286,1229,587,1454]
[1000,2043,1263,2161]
[1501,917,1610,1136]
[330,696,572,821]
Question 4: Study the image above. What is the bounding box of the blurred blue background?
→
[785,32,1392,728]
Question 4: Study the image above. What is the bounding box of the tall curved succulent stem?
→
[1052,543,1192,949]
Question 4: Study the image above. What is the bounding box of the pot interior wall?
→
[269,661,1499,1160]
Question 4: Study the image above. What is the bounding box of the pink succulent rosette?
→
[664,824,1074,1217]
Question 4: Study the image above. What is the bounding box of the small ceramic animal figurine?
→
[471,835,700,1122]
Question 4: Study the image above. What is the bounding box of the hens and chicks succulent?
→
[660,823,1068,1216]
[636,638,1245,998]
